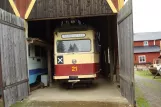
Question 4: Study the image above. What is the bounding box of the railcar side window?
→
[57,40,91,53]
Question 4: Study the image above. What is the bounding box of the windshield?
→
[57,40,91,53]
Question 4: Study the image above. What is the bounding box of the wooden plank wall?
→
[117,0,134,105]
[0,0,14,14]
[28,0,113,20]
[0,8,29,107]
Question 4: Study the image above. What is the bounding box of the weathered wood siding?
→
[117,0,134,105]
[0,0,14,14]
[134,52,160,64]
[28,0,113,20]
[0,8,29,107]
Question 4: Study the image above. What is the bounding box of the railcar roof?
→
[54,25,94,32]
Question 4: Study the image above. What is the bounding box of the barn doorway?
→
[27,15,118,88]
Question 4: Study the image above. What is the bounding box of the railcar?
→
[53,19,100,84]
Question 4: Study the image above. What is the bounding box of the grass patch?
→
[10,100,28,107]
[135,85,150,107]
[0,102,3,107]
[153,77,161,82]
[0,99,3,107]
[135,71,161,83]
[135,71,152,78]
[136,98,151,107]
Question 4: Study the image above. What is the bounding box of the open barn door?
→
[0,9,29,107]
[117,0,135,106]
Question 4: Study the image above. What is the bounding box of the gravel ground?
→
[135,75,161,107]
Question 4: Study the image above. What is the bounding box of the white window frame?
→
[138,55,146,63]
[143,41,149,46]
[143,41,148,46]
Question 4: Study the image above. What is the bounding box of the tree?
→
[57,41,65,53]
[68,44,73,52]
[73,43,79,52]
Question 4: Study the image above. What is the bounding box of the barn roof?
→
[134,32,161,41]
[134,46,160,53]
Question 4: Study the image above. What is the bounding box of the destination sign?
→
[62,34,86,38]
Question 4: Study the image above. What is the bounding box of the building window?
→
[138,55,146,63]
[143,41,148,46]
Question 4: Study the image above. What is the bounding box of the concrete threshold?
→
[24,101,131,107]
[25,79,131,107]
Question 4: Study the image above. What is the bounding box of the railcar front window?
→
[57,40,91,53]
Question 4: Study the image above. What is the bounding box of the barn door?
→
[0,9,29,107]
[117,0,135,105]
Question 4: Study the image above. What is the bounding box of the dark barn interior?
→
[28,15,118,83]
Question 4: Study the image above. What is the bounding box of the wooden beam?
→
[106,0,118,13]
[27,38,52,49]
[8,0,20,17]
[47,50,52,87]
[0,19,25,30]
[25,0,36,19]
[107,17,115,82]
[118,0,124,10]
[24,20,31,95]
[3,79,28,90]
[0,27,5,107]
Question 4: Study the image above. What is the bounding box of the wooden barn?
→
[134,32,161,64]
[0,0,134,107]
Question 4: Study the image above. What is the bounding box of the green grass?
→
[0,99,3,107]
[135,71,152,77]
[0,102,3,107]
[10,100,28,107]
[136,98,150,107]
[135,85,151,107]
[135,71,161,82]
[153,77,161,82]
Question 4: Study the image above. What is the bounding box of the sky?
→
[125,0,161,33]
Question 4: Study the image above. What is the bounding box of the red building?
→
[134,32,161,64]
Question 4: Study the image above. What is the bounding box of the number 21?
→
[72,66,77,72]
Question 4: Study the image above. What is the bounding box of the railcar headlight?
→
[72,59,77,64]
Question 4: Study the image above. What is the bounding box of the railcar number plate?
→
[69,76,78,80]
[72,66,78,72]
